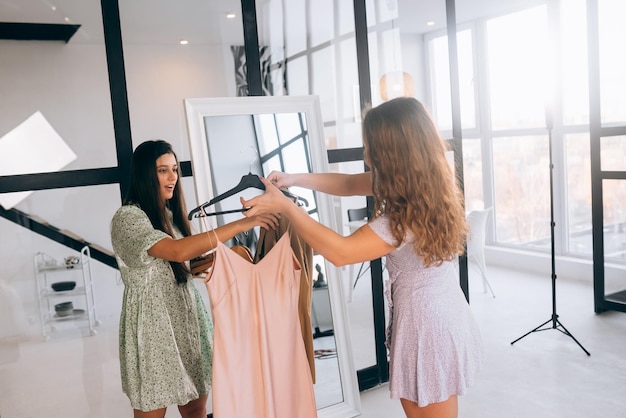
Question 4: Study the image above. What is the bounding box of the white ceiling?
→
[0,0,546,45]
[0,0,244,45]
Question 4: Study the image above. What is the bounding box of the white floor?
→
[1,264,625,417]
[357,265,626,418]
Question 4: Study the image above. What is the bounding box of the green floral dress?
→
[111,205,213,412]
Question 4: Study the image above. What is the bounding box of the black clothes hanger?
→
[188,173,308,220]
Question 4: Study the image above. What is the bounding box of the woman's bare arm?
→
[268,171,372,196]
[147,214,278,263]
[242,177,392,267]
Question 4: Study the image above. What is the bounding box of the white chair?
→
[466,207,495,298]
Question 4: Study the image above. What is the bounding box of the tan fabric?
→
[254,215,316,383]
[206,235,317,418]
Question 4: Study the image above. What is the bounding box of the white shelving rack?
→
[34,245,100,341]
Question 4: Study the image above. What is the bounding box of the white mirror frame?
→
[184,95,361,418]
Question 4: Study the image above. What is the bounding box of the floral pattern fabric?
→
[111,205,213,412]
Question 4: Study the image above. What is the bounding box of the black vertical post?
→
[101,0,133,200]
[354,0,388,386]
[353,0,372,111]
[586,0,605,313]
[445,0,470,302]
[241,0,263,96]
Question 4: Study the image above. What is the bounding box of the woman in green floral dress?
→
[111,140,278,417]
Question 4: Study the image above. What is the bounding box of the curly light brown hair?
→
[363,97,467,267]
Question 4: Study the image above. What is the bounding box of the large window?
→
[256,112,318,218]
[426,0,626,262]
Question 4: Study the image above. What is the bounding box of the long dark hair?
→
[124,140,192,284]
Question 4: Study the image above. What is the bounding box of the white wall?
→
[0,39,234,338]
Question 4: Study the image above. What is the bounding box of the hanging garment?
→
[206,233,317,418]
[254,215,316,382]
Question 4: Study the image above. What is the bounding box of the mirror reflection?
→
[185,96,360,416]
[197,111,342,409]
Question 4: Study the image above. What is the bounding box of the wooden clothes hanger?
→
[187,172,308,220]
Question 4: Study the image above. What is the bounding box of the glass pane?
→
[338,39,359,127]
[462,138,484,212]
[311,47,337,122]
[377,0,398,23]
[282,140,316,210]
[276,113,304,144]
[259,0,284,56]
[603,179,626,258]
[379,29,403,89]
[561,0,589,126]
[0,183,124,417]
[428,29,476,131]
[279,131,307,160]
[338,0,356,36]
[284,0,307,56]
[603,179,626,303]
[598,0,626,125]
[486,6,549,130]
[366,28,382,106]
[310,0,334,47]
[262,155,282,176]
[285,56,309,95]
[601,136,626,171]
[458,30,476,130]
[430,36,452,129]
[565,133,592,255]
[255,114,279,154]
[492,135,550,246]
[0,2,116,170]
[120,1,244,156]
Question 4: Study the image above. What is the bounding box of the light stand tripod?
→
[510,114,590,356]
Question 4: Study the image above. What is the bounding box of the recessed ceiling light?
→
[64,17,70,22]
[179,39,189,45]
[51,6,57,11]
[426,21,435,26]
[226,12,236,19]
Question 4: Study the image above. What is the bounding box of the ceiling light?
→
[426,21,435,26]
[179,39,188,45]
[226,12,236,19]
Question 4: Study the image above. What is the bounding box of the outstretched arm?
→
[148,214,279,263]
[268,171,373,197]
[242,177,392,267]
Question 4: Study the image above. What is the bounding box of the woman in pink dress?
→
[243,97,484,418]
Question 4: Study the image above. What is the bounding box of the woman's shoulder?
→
[111,204,150,230]
[367,215,398,246]
[368,214,413,248]
[113,204,145,219]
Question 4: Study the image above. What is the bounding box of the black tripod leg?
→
[510,318,552,345]
[555,318,591,356]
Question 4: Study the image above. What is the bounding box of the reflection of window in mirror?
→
[254,112,317,214]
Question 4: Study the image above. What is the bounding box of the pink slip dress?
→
[205,233,318,418]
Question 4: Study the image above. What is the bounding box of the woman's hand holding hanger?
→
[266,171,295,188]
[241,177,293,217]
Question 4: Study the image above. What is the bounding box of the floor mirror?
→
[184,95,360,417]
